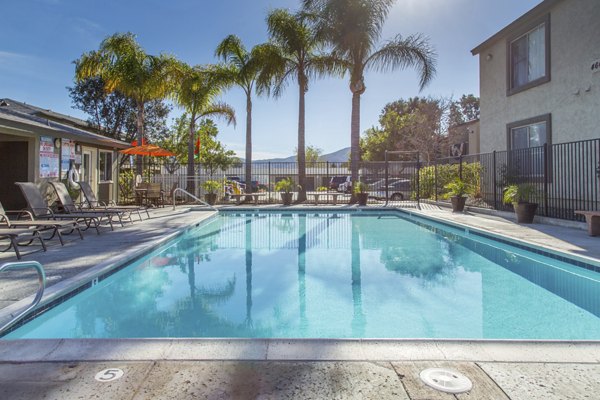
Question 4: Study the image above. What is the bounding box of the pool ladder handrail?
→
[0,261,46,334]
[172,188,218,211]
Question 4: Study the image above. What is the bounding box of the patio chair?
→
[78,181,149,221]
[50,182,130,227]
[146,183,164,207]
[0,227,47,259]
[0,201,83,245]
[15,182,111,234]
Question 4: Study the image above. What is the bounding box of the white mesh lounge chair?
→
[77,181,149,220]
[16,182,112,234]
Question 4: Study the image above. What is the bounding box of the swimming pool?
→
[5,210,600,340]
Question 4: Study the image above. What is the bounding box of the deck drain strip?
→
[419,368,472,394]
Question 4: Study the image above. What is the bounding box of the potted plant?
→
[444,178,469,212]
[275,178,295,205]
[202,180,221,205]
[354,181,369,206]
[503,183,538,223]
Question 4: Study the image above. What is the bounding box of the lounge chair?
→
[15,182,111,234]
[50,181,130,228]
[0,227,47,259]
[0,201,83,245]
[77,181,149,221]
[146,183,164,207]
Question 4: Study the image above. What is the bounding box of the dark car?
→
[226,176,260,192]
[329,176,352,192]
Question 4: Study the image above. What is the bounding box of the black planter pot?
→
[451,196,466,212]
[204,193,217,205]
[357,193,368,206]
[281,192,293,205]
[514,202,538,223]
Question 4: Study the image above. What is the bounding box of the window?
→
[507,114,551,179]
[99,151,113,181]
[508,16,550,94]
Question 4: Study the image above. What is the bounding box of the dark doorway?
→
[0,140,29,210]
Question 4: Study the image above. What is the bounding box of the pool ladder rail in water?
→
[0,261,46,334]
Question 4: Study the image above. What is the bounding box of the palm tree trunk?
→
[350,91,361,199]
[297,81,307,202]
[245,93,253,194]
[187,114,196,194]
[136,102,145,176]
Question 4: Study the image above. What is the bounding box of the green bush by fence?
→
[418,162,482,199]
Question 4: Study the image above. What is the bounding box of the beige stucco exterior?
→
[475,0,600,152]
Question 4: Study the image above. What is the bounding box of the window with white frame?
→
[509,18,549,93]
[99,151,113,181]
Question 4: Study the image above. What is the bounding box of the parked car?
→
[368,179,412,201]
[329,176,352,193]
[226,176,260,191]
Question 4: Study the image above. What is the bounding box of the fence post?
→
[268,161,271,195]
[543,143,549,216]
[416,153,421,208]
[384,152,389,202]
[459,155,463,180]
[493,151,497,210]
[434,160,438,202]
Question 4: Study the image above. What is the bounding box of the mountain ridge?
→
[255,147,350,163]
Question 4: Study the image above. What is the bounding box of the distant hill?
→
[256,147,350,163]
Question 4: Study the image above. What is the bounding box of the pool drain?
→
[419,368,472,394]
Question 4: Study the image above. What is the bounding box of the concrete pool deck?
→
[1,203,600,399]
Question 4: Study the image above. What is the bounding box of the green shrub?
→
[418,162,482,199]
[202,180,221,194]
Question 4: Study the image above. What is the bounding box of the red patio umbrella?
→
[120,144,175,157]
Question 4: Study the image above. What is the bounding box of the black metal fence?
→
[427,138,600,221]
[118,137,599,221]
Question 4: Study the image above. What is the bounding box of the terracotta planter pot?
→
[451,196,466,212]
[204,193,217,205]
[514,202,538,223]
[357,193,368,206]
[281,192,293,205]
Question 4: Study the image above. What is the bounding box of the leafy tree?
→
[215,35,273,194]
[303,0,436,187]
[296,144,323,166]
[448,94,480,126]
[68,76,171,145]
[360,97,449,163]
[171,63,235,192]
[261,9,341,201]
[75,32,179,174]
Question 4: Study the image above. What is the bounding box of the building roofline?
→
[0,109,129,149]
[471,0,563,55]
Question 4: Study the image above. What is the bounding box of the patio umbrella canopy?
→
[120,144,175,157]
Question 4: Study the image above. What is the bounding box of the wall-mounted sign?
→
[39,136,59,178]
[591,59,600,73]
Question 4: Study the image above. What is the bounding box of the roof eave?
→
[471,0,563,55]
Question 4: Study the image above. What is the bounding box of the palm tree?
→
[215,35,271,194]
[172,64,236,194]
[75,32,178,175]
[261,9,341,202]
[302,0,437,185]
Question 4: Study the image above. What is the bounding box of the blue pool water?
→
[5,211,600,340]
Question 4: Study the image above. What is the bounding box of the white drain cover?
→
[419,368,472,394]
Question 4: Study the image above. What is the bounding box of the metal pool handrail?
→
[0,261,46,334]
[172,188,218,211]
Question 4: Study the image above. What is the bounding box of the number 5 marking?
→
[95,368,124,382]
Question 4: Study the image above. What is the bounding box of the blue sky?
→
[1,0,541,159]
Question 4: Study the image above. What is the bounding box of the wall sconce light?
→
[75,144,81,152]
[53,138,61,149]
[486,53,493,61]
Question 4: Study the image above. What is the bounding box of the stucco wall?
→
[478,0,600,152]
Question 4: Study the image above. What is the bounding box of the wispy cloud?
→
[0,50,33,64]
